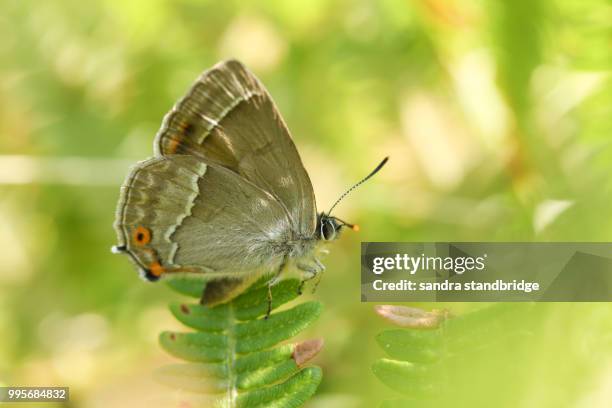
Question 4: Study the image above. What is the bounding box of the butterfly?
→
[112,60,387,313]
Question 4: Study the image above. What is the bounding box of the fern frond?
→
[372,303,534,406]
[158,277,323,408]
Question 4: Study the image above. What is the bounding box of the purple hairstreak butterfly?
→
[112,60,387,312]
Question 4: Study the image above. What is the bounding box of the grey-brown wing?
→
[114,155,290,278]
[153,60,316,238]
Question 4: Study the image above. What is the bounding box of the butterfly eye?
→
[133,226,152,246]
[321,220,337,241]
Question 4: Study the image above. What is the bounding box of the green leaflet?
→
[158,277,323,408]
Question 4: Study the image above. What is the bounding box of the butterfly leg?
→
[310,258,326,294]
[265,257,288,320]
[297,258,325,295]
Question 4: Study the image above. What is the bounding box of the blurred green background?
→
[1,0,611,406]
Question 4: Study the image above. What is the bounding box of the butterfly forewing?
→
[154,60,317,236]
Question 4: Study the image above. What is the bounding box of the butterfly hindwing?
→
[170,159,290,273]
[114,155,207,274]
[114,155,290,279]
[201,276,261,306]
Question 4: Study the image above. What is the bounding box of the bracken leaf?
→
[158,277,323,407]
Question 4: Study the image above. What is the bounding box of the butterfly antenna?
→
[327,157,389,215]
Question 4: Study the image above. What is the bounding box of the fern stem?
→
[227,301,238,407]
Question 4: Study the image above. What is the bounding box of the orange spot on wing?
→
[177,122,193,134]
[166,121,194,153]
[149,261,165,277]
[167,137,181,153]
[133,226,151,246]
